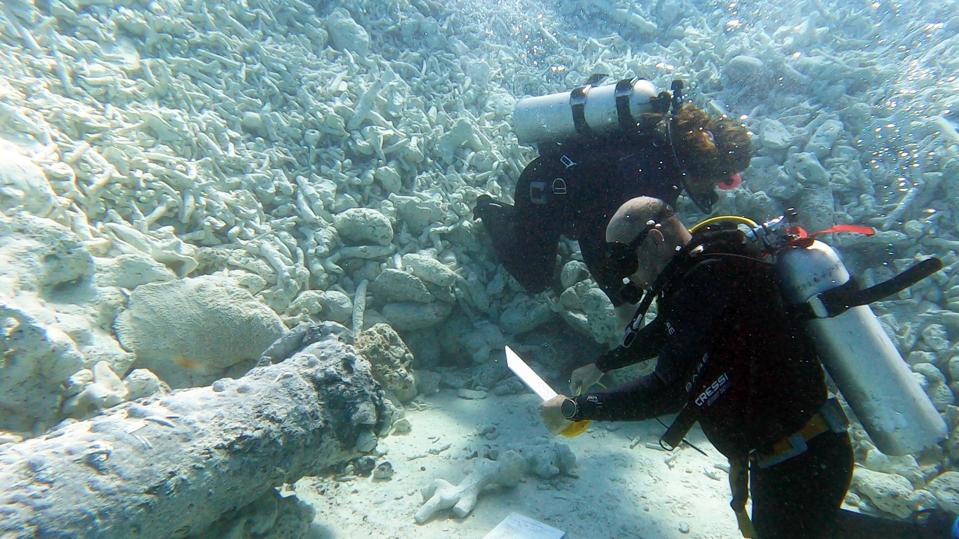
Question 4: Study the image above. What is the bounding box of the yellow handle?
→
[559,420,591,438]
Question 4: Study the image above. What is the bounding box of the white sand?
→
[298,390,742,539]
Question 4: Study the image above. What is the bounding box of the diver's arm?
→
[594,316,667,371]
[572,262,732,421]
[571,370,686,421]
[570,323,707,421]
[569,303,666,393]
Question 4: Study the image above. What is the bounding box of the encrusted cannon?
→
[0,324,391,539]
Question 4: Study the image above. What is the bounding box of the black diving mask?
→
[604,204,675,282]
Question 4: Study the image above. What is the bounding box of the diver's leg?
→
[473,191,560,293]
[749,432,853,539]
[579,222,631,307]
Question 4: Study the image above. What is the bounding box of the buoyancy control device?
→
[512,76,661,145]
[631,210,947,456]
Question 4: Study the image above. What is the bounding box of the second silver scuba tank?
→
[751,215,948,456]
[512,77,659,145]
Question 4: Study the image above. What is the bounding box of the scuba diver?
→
[538,196,954,538]
[473,78,752,323]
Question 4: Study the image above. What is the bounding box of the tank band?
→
[569,85,592,137]
[615,77,638,131]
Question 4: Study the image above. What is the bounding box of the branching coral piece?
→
[415,450,527,524]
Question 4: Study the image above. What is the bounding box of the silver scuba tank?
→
[512,78,659,145]
[776,240,947,456]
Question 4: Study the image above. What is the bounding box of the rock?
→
[908,351,939,366]
[559,280,591,311]
[392,417,412,434]
[656,0,684,25]
[95,253,176,289]
[354,455,376,476]
[742,157,799,201]
[724,55,765,84]
[123,368,167,400]
[521,441,576,479]
[468,359,510,389]
[560,260,590,289]
[558,309,590,336]
[382,302,452,331]
[580,287,619,346]
[372,461,394,480]
[841,102,872,133]
[913,363,954,411]
[199,490,316,539]
[390,194,443,234]
[317,290,353,325]
[921,324,951,355]
[459,321,506,364]
[851,467,916,519]
[325,8,370,56]
[286,290,325,324]
[0,214,95,297]
[370,269,433,304]
[437,118,479,163]
[114,275,286,388]
[492,378,524,396]
[241,111,265,136]
[929,471,959,514]
[354,323,417,403]
[0,304,84,430]
[948,356,959,382]
[62,361,129,417]
[499,296,555,335]
[759,119,794,151]
[374,166,402,193]
[457,388,487,400]
[333,208,393,246]
[786,152,830,186]
[805,119,844,159]
[0,142,57,218]
[414,369,441,396]
[797,183,836,232]
[401,253,458,288]
[862,449,923,486]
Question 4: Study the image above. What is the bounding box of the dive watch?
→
[561,397,579,421]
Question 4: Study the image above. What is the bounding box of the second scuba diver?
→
[473,78,752,324]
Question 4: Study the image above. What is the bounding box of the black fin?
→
[584,73,608,86]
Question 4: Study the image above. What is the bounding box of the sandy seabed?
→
[298,390,743,539]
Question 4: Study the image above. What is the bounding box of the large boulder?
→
[114,275,286,387]
[354,323,417,403]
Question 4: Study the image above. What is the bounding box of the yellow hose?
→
[689,215,758,234]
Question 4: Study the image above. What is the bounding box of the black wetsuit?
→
[569,240,855,538]
[476,135,683,305]
[566,239,958,538]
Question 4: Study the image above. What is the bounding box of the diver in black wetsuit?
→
[473,102,751,310]
[540,196,957,539]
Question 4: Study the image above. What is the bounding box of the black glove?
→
[472,194,495,220]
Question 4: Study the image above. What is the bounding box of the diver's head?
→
[605,197,691,290]
[670,103,752,209]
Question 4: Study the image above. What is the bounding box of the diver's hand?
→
[569,363,603,395]
[540,394,572,435]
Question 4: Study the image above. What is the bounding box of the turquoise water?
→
[0,0,957,537]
